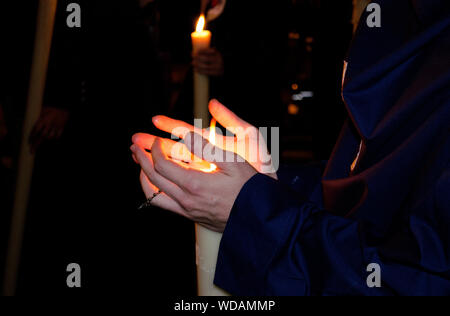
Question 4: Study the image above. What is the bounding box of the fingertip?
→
[132,133,141,144]
[152,115,163,126]
[209,99,222,113]
[208,100,216,113]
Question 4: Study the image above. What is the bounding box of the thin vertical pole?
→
[3,0,58,296]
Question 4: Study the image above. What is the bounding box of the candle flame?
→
[209,119,216,145]
[202,119,217,173]
[196,15,206,32]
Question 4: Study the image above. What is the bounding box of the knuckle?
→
[153,159,164,174]
[144,164,156,178]
[182,198,196,213]
[186,178,201,193]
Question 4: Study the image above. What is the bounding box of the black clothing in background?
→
[0,1,38,287]
[174,0,289,129]
[288,0,353,161]
[15,1,196,295]
[209,0,288,128]
[311,0,353,160]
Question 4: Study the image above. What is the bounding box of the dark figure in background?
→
[286,0,353,161]
[16,0,194,295]
[0,102,11,273]
[175,0,288,129]
[0,1,39,285]
[310,0,353,160]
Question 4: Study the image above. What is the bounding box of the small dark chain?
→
[138,190,162,210]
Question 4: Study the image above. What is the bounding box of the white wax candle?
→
[191,15,212,126]
[191,15,229,297]
[196,225,229,296]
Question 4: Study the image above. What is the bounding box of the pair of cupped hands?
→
[131,100,277,233]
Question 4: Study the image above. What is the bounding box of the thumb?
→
[208,99,251,135]
[184,132,245,170]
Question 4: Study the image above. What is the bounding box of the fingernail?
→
[152,116,160,124]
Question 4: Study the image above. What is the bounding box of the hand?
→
[134,99,278,178]
[29,107,69,153]
[131,132,257,232]
[138,0,154,8]
[193,48,224,77]
[131,100,277,231]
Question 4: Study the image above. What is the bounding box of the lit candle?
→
[200,119,217,173]
[195,119,229,296]
[191,15,211,127]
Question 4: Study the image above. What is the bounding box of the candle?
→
[196,220,229,296]
[196,119,229,296]
[3,0,58,296]
[200,119,218,173]
[191,15,211,127]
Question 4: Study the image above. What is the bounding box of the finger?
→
[194,62,218,71]
[193,55,215,65]
[152,116,205,139]
[55,127,64,139]
[152,116,233,154]
[31,135,45,153]
[195,55,215,65]
[139,171,189,218]
[194,64,213,74]
[132,144,187,202]
[198,48,218,56]
[185,131,242,172]
[29,119,45,144]
[48,128,59,139]
[195,48,216,56]
[34,118,45,134]
[194,66,221,77]
[41,123,53,140]
[132,133,157,149]
[159,137,196,164]
[29,125,38,143]
[196,68,222,77]
[209,99,251,134]
[151,138,207,189]
[133,134,194,163]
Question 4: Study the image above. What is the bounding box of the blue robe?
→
[214,0,450,296]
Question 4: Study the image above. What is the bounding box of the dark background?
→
[0,0,353,295]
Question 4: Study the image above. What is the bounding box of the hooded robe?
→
[214,0,450,295]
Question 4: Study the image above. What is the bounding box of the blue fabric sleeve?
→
[214,172,450,296]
